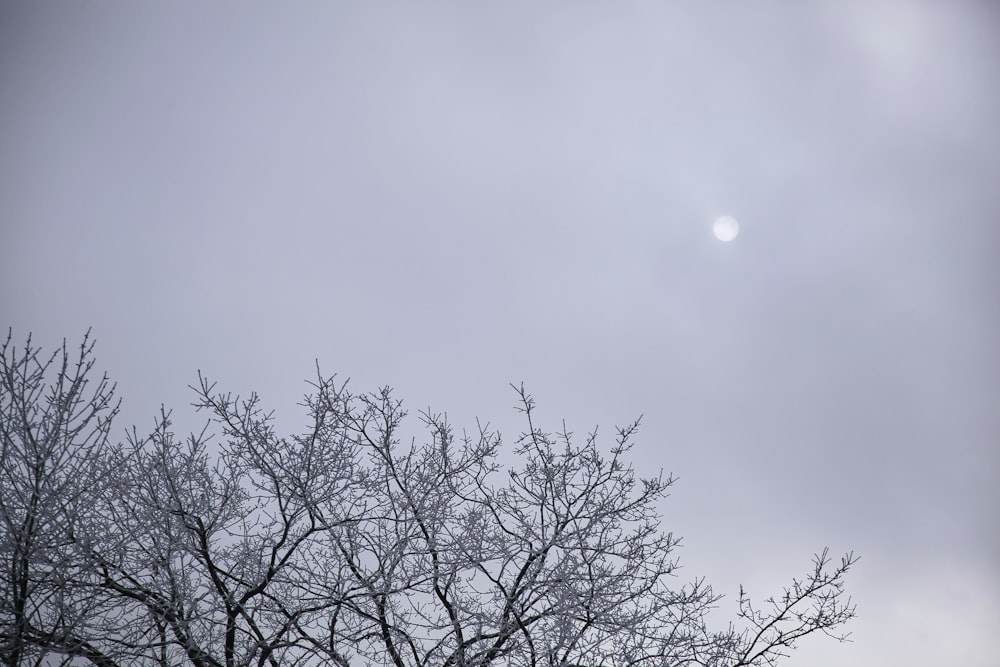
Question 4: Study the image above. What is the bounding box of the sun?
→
[712,216,739,242]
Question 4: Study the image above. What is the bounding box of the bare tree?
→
[0,331,122,666]
[1,332,856,666]
[313,385,856,667]
[85,372,368,667]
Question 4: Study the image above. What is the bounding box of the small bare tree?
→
[1,332,856,667]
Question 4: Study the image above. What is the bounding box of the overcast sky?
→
[2,2,998,665]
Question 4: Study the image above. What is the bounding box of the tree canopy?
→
[0,332,855,667]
